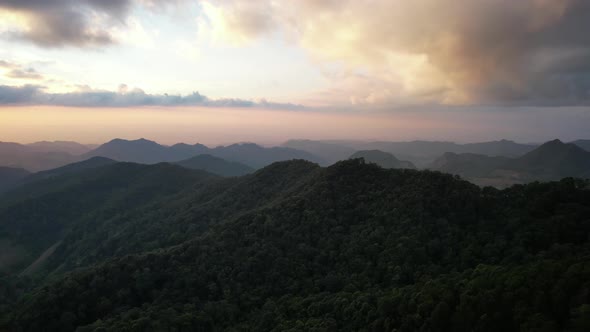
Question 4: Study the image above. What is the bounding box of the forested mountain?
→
[175,154,254,176]
[84,139,323,168]
[0,162,218,276]
[0,159,589,331]
[0,167,30,193]
[430,140,590,187]
[349,150,416,169]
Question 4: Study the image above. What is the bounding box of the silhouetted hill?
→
[1,160,588,331]
[350,150,416,169]
[175,154,253,176]
[0,167,30,193]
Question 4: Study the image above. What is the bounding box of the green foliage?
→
[1,159,589,331]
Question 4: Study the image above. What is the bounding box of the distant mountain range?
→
[284,139,541,166]
[285,138,590,166]
[1,137,589,178]
[430,139,590,187]
[349,150,416,169]
[83,138,324,168]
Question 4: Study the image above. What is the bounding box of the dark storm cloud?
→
[0,84,304,109]
[220,0,590,106]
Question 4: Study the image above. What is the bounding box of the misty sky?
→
[1,0,589,144]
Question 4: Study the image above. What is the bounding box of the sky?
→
[0,0,589,144]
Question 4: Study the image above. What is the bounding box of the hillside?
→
[175,154,254,176]
[1,160,589,331]
[350,150,416,169]
[0,162,218,276]
[0,167,30,193]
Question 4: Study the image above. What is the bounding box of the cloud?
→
[0,84,39,103]
[0,0,181,48]
[1,59,45,80]
[0,59,18,68]
[204,0,590,106]
[0,84,304,109]
[0,0,130,47]
[5,68,43,80]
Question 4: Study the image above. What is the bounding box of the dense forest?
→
[0,159,589,331]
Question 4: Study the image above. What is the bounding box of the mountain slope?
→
[0,167,30,193]
[2,160,589,331]
[0,162,217,275]
[175,154,253,176]
[350,150,416,169]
